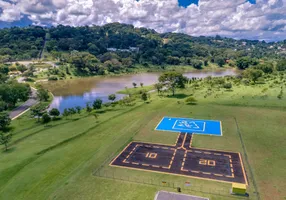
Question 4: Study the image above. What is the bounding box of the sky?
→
[0,0,286,41]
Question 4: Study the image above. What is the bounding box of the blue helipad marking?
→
[155,117,222,136]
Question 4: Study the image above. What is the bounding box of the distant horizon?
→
[0,23,285,43]
[0,0,286,42]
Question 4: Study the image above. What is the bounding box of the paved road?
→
[9,87,38,120]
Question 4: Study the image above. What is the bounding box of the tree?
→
[0,101,7,112]
[68,108,76,117]
[93,99,102,109]
[49,108,60,119]
[17,64,28,73]
[0,83,30,107]
[277,59,286,71]
[141,92,148,102]
[0,133,12,151]
[154,83,163,95]
[132,82,137,88]
[214,56,225,67]
[62,108,70,119]
[31,104,46,122]
[236,57,251,69]
[108,94,116,102]
[254,63,273,74]
[37,88,49,102]
[75,106,81,114]
[185,96,197,105]
[140,83,144,87]
[42,113,51,124]
[0,112,11,131]
[243,69,263,83]
[191,59,203,69]
[86,103,92,113]
[158,72,187,96]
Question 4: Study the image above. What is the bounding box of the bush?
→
[42,113,51,123]
[49,108,60,119]
[223,82,232,89]
[185,96,197,105]
[48,76,58,81]
[103,102,112,107]
[24,77,35,82]
[0,101,7,112]
[93,98,103,109]
[256,77,265,84]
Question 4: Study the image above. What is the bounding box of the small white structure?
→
[154,191,209,200]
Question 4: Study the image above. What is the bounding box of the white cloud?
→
[0,0,286,41]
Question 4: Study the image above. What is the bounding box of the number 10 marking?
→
[146,153,157,159]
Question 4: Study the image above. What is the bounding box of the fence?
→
[93,154,253,200]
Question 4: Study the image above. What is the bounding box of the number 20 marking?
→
[199,159,216,166]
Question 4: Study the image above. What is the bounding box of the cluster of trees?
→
[0,26,45,61]
[0,112,12,151]
[2,24,286,77]
[0,66,31,111]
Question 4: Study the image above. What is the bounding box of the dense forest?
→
[0,23,286,76]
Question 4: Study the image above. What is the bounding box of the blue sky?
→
[0,0,285,41]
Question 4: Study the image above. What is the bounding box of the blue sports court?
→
[155,117,222,136]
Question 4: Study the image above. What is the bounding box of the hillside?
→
[1,23,286,63]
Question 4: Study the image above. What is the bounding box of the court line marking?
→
[172,120,206,132]
[179,133,187,150]
[110,142,133,165]
[154,117,165,131]
[154,127,222,136]
[110,163,246,185]
[110,141,246,185]
[182,151,235,178]
[238,152,249,186]
[120,142,236,179]
[175,133,181,146]
[154,116,222,136]
[123,143,177,169]
[189,134,193,148]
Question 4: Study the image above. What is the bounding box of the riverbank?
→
[40,68,238,113]
[29,61,236,82]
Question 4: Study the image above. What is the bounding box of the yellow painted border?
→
[110,140,248,186]
[110,142,132,165]
[109,162,246,185]
[238,153,249,186]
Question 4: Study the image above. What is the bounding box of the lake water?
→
[42,69,238,112]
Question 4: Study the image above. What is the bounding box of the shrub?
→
[185,96,197,105]
[24,77,35,82]
[42,113,51,123]
[48,76,58,81]
[223,82,232,89]
[49,108,60,119]
[93,98,103,109]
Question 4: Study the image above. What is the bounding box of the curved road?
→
[9,82,38,120]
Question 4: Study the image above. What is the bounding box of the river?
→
[41,69,238,112]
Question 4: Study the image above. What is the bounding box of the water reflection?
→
[43,69,238,112]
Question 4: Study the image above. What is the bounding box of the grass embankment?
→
[0,74,285,200]
[117,85,155,95]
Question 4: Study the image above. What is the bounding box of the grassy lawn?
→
[0,75,285,200]
[117,85,155,95]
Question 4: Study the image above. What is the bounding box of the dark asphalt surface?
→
[111,133,247,184]
[9,87,38,120]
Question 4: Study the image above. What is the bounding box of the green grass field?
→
[0,75,285,200]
